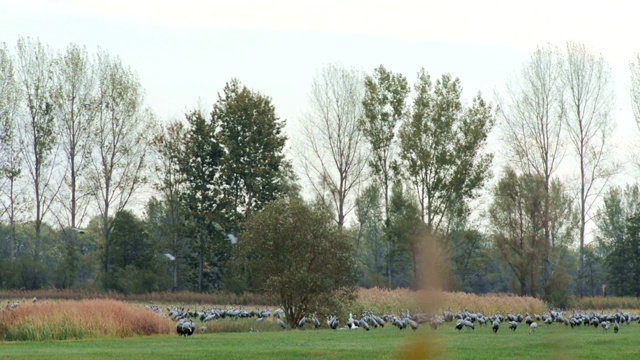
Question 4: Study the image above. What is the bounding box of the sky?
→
[2,0,640,230]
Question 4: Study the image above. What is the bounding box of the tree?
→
[398,69,494,236]
[14,37,60,289]
[300,64,368,228]
[563,42,618,296]
[497,45,565,293]
[629,54,640,174]
[354,183,385,286]
[215,79,292,225]
[360,65,409,284]
[490,168,575,296]
[102,209,168,293]
[238,197,357,328]
[54,43,97,288]
[387,181,424,288]
[595,184,640,296]
[0,42,24,260]
[178,110,225,291]
[90,51,153,278]
[150,121,189,291]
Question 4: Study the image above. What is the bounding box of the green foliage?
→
[354,183,386,287]
[237,197,358,327]
[594,184,640,296]
[490,168,576,298]
[101,210,169,294]
[215,78,293,222]
[398,69,494,234]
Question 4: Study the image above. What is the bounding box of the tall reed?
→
[0,299,172,341]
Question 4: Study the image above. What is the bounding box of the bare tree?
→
[300,64,368,229]
[563,41,618,296]
[14,36,61,288]
[497,45,566,293]
[91,50,154,275]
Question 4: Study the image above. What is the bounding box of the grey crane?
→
[492,319,499,333]
[277,318,286,329]
[529,322,537,335]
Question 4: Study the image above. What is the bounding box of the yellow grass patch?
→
[0,299,172,341]
[357,287,547,315]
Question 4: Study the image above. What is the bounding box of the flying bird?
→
[228,233,238,245]
[164,253,176,261]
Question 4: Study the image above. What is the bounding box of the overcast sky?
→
[3,0,640,214]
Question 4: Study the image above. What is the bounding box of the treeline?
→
[2,38,640,306]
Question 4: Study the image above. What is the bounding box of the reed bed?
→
[569,296,640,311]
[0,289,273,306]
[0,299,172,341]
[355,287,548,315]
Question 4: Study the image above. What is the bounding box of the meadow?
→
[1,289,640,359]
[2,319,640,360]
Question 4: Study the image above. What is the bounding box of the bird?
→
[311,316,321,329]
[32,297,37,304]
[164,253,176,261]
[277,318,286,329]
[509,321,517,331]
[455,319,464,331]
[227,233,238,245]
[529,322,537,335]
[406,318,418,331]
[298,317,306,329]
[492,319,500,333]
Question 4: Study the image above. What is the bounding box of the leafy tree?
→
[178,110,225,291]
[595,184,640,296]
[238,197,357,328]
[354,183,385,286]
[14,36,59,289]
[54,43,97,288]
[0,42,24,260]
[216,79,292,224]
[398,69,494,236]
[102,210,168,293]
[387,181,423,288]
[360,65,409,284]
[489,169,576,295]
[91,51,153,278]
[150,121,189,291]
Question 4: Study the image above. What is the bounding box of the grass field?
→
[2,320,640,360]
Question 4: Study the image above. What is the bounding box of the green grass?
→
[2,322,640,359]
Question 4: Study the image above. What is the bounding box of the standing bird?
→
[455,319,464,331]
[614,321,619,333]
[529,322,538,335]
[298,317,306,329]
[509,321,518,331]
[492,319,500,333]
[277,318,286,329]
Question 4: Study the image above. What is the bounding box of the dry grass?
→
[356,287,548,315]
[0,289,274,306]
[0,299,172,341]
[569,296,640,311]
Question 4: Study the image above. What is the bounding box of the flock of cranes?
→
[431,308,637,335]
[142,305,424,335]
[143,304,640,337]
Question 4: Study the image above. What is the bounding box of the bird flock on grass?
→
[143,304,637,337]
[144,305,425,336]
[434,308,637,335]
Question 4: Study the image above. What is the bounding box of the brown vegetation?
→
[356,287,548,315]
[0,299,172,341]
